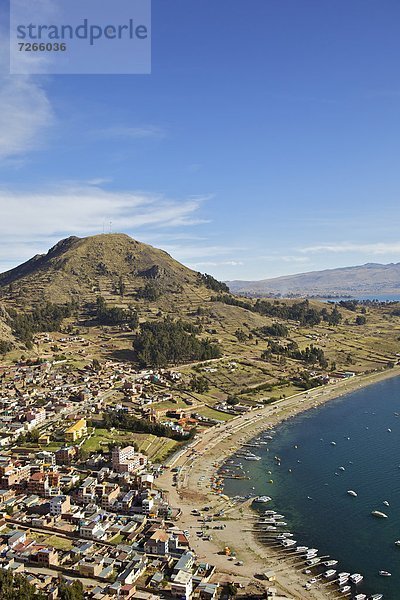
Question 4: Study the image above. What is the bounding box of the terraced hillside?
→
[0,233,212,310]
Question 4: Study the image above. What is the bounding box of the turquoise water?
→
[223,377,400,599]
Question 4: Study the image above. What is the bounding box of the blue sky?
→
[1,0,400,280]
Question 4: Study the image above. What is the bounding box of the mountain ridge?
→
[227,261,400,297]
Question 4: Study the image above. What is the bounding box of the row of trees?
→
[103,410,193,440]
[136,282,162,301]
[96,297,138,328]
[215,295,343,327]
[0,340,12,355]
[262,340,328,368]
[133,318,221,367]
[0,572,83,600]
[10,302,74,346]
[198,273,229,293]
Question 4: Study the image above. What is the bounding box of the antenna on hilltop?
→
[109,221,112,234]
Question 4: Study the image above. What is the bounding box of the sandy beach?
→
[157,366,400,599]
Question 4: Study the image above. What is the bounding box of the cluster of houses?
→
[0,350,279,599]
[0,434,221,600]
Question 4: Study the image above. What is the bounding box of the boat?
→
[323,560,338,567]
[323,569,336,579]
[370,595,383,600]
[253,495,272,503]
[245,455,261,461]
[350,573,363,584]
[339,466,345,471]
[383,500,390,506]
[306,557,321,566]
[338,572,350,579]
[339,586,351,594]
[371,511,388,518]
[354,595,366,600]
[395,540,400,546]
[295,546,308,553]
[330,441,337,446]
[379,570,391,577]
[347,490,358,497]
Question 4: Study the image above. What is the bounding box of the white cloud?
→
[260,254,310,264]
[0,58,53,162]
[187,260,244,268]
[300,242,400,255]
[0,183,210,271]
[161,244,244,261]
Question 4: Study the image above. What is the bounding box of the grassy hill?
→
[0,234,400,403]
[0,233,213,310]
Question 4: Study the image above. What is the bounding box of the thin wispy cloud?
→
[0,183,210,271]
[300,242,400,255]
[187,260,244,268]
[97,125,166,140]
[0,46,54,162]
[260,254,310,264]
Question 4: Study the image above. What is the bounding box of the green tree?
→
[59,579,84,600]
[190,375,210,393]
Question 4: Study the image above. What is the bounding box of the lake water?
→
[223,377,400,599]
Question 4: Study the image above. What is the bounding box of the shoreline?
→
[157,366,400,599]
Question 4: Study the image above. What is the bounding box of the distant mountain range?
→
[227,262,400,297]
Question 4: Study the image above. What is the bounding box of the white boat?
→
[371,511,388,518]
[383,500,389,506]
[254,495,272,503]
[338,572,350,579]
[323,569,336,579]
[347,490,358,497]
[323,560,338,567]
[339,466,345,471]
[295,546,308,553]
[306,557,321,566]
[370,595,383,600]
[245,455,261,461]
[379,570,391,577]
[339,586,351,594]
[330,441,336,445]
[350,573,363,584]
[354,595,366,600]
[395,540,400,546]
